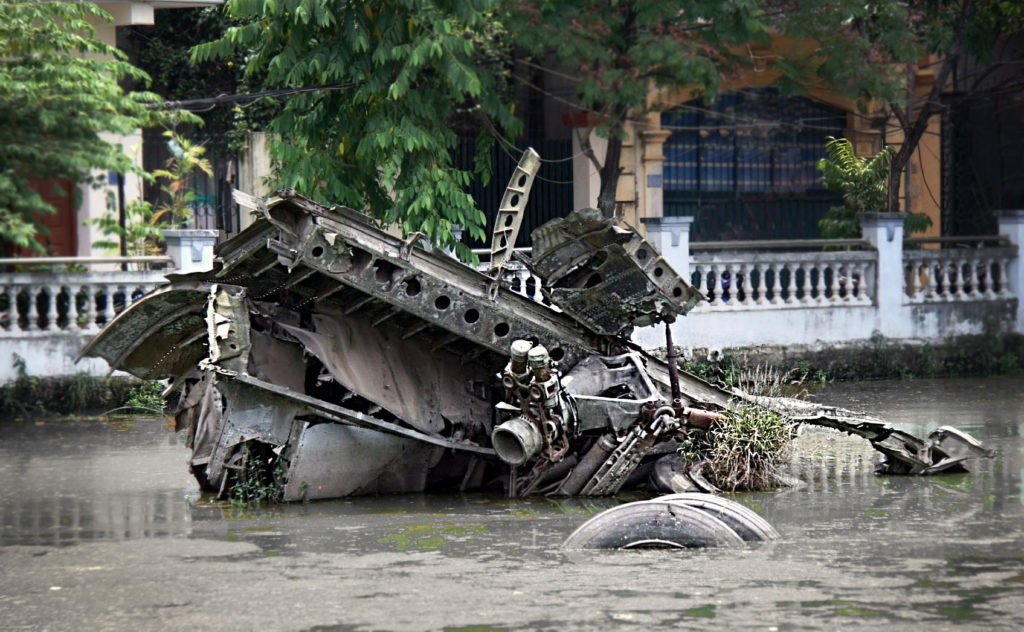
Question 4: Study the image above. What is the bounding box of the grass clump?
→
[690,405,793,491]
[679,364,798,491]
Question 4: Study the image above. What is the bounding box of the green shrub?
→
[125,380,165,412]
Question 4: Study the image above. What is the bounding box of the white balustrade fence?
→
[637,211,1024,350]
[690,251,875,310]
[1,271,166,336]
[4,212,1024,380]
[903,247,1015,303]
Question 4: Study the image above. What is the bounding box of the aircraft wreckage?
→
[82,150,990,511]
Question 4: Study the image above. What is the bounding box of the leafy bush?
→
[817,136,931,238]
[125,380,165,412]
[229,445,283,507]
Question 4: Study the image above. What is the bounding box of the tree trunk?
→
[597,133,623,218]
[887,0,972,212]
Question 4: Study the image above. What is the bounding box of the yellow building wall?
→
[625,40,942,240]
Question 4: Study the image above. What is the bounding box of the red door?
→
[16,178,78,256]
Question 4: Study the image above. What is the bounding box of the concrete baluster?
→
[999,257,1012,298]
[67,285,81,330]
[708,264,720,306]
[770,262,783,305]
[84,285,99,331]
[739,263,752,306]
[858,261,871,305]
[784,264,796,304]
[26,287,40,331]
[940,261,952,301]
[812,264,825,303]
[44,285,59,331]
[102,285,116,325]
[984,258,998,299]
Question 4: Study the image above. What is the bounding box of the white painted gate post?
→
[642,216,694,280]
[998,210,1024,333]
[859,213,905,337]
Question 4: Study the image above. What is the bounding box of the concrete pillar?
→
[165,229,218,274]
[641,215,694,279]
[639,127,671,224]
[238,131,273,232]
[859,213,905,336]
[998,209,1024,332]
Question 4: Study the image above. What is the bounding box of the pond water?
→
[0,377,1022,630]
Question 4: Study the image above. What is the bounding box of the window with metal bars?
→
[662,88,847,240]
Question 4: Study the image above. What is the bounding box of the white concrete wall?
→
[0,335,114,382]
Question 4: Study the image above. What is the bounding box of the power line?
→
[150,83,355,111]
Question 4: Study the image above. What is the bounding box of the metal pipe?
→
[492,416,544,465]
[664,319,681,402]
[555,434,617,495]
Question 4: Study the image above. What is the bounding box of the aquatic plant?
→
[228,445,283,507]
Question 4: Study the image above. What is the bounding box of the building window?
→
[661,88,847,240]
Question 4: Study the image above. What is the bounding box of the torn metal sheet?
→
[527,208,703,336]
[83,149,992,503]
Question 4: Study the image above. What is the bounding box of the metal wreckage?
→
[82,150,990,544]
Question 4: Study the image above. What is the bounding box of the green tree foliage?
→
[0,1,167,253]
[121,7,241,139]
[816,136,930,237]
[505,0,772,217]
[818,137,889,238]
[193,0,521,260]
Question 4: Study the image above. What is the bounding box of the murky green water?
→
[1,377,1022,631]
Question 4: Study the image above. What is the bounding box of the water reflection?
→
[0,417,196,546]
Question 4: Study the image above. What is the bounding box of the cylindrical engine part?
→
[555,434,617,495]
[509,340,533,374]
[684,407,723,430]
[528,345,550,381]
[492,416,544,465]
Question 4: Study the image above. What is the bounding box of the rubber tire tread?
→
[561,500,746,549]
[653,493,780,542]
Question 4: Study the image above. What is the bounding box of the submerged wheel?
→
[653,493,780,542]
[561,500,746,550]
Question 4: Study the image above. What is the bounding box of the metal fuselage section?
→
[82,191,990,501]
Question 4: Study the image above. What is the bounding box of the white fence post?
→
[859,212,904,336]
[998,209,1024,332]
[164,229,218,274]
[641,215,693,279]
